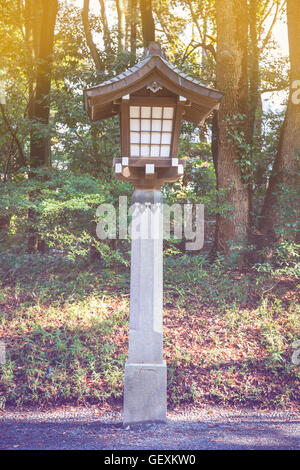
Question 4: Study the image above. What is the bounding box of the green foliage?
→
[0,167,131,265]
[1,250,299,408]
[273,172,300,241]
[1,0,297,260]
[224,113,252,183]
[256,241,300,278]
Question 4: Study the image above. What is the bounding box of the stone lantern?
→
[84,42,223,426]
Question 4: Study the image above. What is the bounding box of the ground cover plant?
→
[0,250,299,411]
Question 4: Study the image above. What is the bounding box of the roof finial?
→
[146,41,166,59]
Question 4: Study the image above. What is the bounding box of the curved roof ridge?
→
[88,56,151,90]
[83,42,223,124]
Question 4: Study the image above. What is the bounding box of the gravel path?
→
[0,406,299,450]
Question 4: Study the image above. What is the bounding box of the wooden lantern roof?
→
[83,42,223,125]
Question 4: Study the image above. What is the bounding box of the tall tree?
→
[249,0,261,144]
[248,0,284,184]
[214,0,250,258]
[27,0,58,252]
[98,0,111,54]
[29,0,58,168]
[82,0,104,71]
[116,0,126,52]
[259,0,300,244]
[128,0,137,63]
[139,0,155,49]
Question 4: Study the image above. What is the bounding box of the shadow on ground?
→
[0,414,299,450]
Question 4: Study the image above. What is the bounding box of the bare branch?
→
[181,41,216,65]
[185,0,203,41]
[260,85,288,93]
[81,0,104,71]
[259,0,281,51]
[0,104,27,167]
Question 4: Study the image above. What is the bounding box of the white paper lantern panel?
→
[130,119,140,131]
[130,144,140,156]
[152,120,162,131]
[161,145,170,157]
[152,107,162,119]
[141,106,151,118]
[140,145,150,156]
[150,145,160,157]
[151,132,161,144]
[161,133,172,144]
[163,107,174,119]
[141,132,151,144]
[130,106,140,118]
[130,132,140,144]
[141,119,151,131]
[162,120,172,132]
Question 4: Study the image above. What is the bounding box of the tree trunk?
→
[29,0,58,168]
[0,216,10,231]
[139,0,155,50]
[259,0,300,245]
[248,0,261,144]
[98,0,112,54]
[128,0,137,64]
[214,0,250,259]
[27,0,58,253]
[116,0,126,52]
[248,0,263,229]
[82,0,104,71]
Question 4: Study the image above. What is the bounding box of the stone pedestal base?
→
[123,361,167,426]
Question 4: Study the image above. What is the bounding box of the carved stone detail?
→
[147,81,163,93]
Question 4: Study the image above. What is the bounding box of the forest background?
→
[0,0,299,410]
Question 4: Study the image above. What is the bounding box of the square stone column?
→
[123,189,167,426]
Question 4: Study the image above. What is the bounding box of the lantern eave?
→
[83,44,223,125]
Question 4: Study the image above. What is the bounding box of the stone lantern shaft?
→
[123,189,167,426]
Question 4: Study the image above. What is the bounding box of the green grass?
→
[0,251,299,410]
